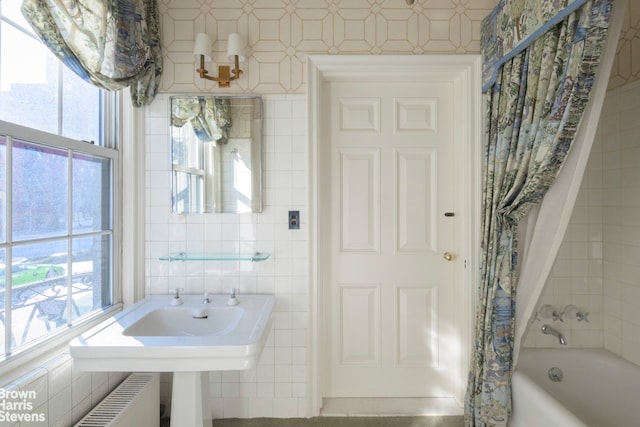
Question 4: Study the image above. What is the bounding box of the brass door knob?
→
[443,252,454,261]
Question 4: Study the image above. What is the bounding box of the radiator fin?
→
[74,373,159,427]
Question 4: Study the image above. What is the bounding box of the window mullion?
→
[58,64,64,136]
[0,17,3,96]
[66,149,73,326]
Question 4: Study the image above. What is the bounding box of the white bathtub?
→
[510,348,640,427]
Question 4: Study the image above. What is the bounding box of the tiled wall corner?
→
[0,352,128,427]
[601,80,640,365]
[146,94,309,418]
[525,128,605,349]
[526,80,640,367]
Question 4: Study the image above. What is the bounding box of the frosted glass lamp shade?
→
[193,33,213,62]
[227,33,245,62]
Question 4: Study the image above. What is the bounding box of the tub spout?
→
[541,324,567,345]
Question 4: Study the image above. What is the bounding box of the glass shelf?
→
[159,252,271,262]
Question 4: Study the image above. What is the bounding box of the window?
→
[0,3,118,359]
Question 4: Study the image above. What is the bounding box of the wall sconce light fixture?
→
[193,33,245,87]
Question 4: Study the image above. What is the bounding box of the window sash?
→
[0,3,121,366]
[0,119,119,360]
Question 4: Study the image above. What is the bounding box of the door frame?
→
[307,55,482,416]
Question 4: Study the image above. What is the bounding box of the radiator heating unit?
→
[73,373,159,427]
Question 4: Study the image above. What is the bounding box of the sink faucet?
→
[541,324,567,345]
[202,293,210,304]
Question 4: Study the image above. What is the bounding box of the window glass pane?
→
[73,154,111,233]
[172,171,204,214]
[11,241,68,348]
[172,122,202,169]
[72,235,111,321]
[63,69,102,144]
[12,140,68,241]
[0,248,5,355]
[0,26,59,134]
[0,136,5,243]
[1,2,33,32]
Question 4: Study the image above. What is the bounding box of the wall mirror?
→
[170,95,262,213]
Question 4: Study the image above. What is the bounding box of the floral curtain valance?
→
[482,0,591,91]
[171,97,232,144]
[21,0,163,107]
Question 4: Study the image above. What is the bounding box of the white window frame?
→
[0,4,147,376]
[0,97,124,369]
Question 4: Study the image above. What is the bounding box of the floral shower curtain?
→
[21,0,162,107]
[465,0,613,425]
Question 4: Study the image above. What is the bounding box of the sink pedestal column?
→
[170,371,212,427]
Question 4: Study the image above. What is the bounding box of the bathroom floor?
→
[212,416,464,426]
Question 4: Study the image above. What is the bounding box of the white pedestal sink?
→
[70,294,275,426]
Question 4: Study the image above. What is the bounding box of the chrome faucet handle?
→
[226,288,239,306]
[202,293,210,304]
[563,304,579,319]
[170,287,184,306]
[564,304,589,322]
[552,309,564,322]
[539,304,563,321]
[576,311,590,322]
[539,304,552,318]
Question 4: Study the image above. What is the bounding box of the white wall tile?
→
[532,80,640,363]
[146,95,310,418]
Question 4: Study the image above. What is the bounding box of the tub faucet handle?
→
[576,310,590,322]
[552,309,564,322]
[539,304,564,322]
[563,304,579,319]
[564,304,589,322]
[202,293,210,304]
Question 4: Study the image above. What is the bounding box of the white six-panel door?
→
[324,80,458,398]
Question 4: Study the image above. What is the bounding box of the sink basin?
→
[70,293,275,427]
[122,306,243,337]
[69,294,275,372]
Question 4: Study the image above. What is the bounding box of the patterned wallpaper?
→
[159,0,638,94]
[159,0,498,94]
[609,0,640,90]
